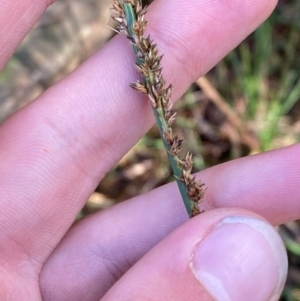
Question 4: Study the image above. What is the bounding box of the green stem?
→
[123,2,193,217]
[152,108,192,216]
[124,3,142,63]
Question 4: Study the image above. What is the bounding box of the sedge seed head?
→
[112,0,206,214]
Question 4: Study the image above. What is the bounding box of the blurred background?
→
[0,0,299,299]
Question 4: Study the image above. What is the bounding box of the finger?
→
[199,143,300,225]
[0,0,277,265]
[40,191,189,300]
[0,0,56,69]
[40,143,299,300]
[102,210,287,301]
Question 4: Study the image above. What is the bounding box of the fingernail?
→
[190,216,288,301]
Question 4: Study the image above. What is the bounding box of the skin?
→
[0,0,298,300]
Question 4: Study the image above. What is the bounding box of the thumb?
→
[102,209,288,301]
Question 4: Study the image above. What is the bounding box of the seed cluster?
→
[111,0,205,216]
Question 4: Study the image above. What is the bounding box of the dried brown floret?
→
[130,81,148,94]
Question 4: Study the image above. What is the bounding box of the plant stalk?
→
[112,0,205,217]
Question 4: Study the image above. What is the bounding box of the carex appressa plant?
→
[111,0,205,217]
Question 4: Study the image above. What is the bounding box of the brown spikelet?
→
[130,82,148,94]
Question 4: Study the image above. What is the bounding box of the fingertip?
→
[146,0,278,88]
[103,209,287,301]
[190,213,287,301]
[0,0,55,69]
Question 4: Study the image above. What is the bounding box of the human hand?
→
[1,0,297,300]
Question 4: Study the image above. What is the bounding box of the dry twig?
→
[196,76,260,152]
